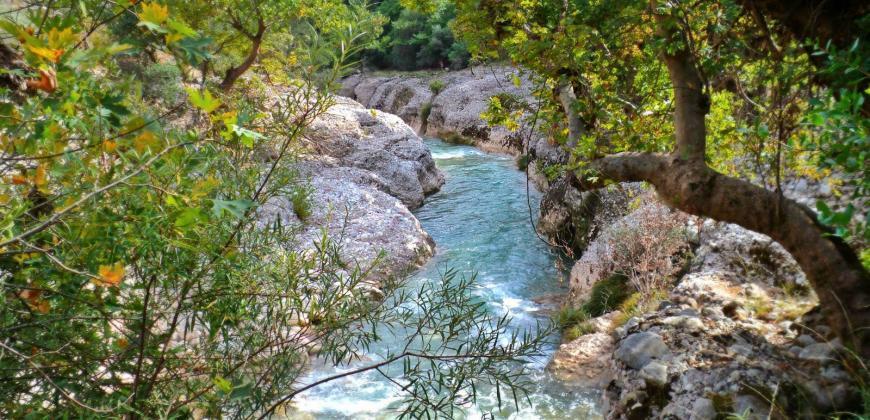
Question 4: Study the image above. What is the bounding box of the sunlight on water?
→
[290,139,602,419]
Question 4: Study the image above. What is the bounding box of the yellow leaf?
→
[133,131,158,153]
[165,32,184,44]
[139,2,169,26]
[33,165,47,187]
[25,45,63,63]
[10,174,27,185]
[95,262,125,287]
[47,27,76,49]
[104,140,118,153]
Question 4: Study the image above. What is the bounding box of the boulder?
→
[260,96,444,282]
[614,332,670,370]
[304,96,444,209]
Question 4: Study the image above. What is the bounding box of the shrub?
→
[584,274,632,317]
[420,101,433,126]
[429,79,445,95]
[291,183,313,220]
[516,154,530,171]
[605,203,691,296]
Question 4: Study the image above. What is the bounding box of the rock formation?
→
[260,96,445,281]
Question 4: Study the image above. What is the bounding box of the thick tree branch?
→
[219,15,267,91]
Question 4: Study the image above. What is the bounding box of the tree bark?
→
[219,16,266,92]
[557,82,584,149]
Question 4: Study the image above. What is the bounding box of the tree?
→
[452,0,870,357]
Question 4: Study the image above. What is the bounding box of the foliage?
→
[583,274,632,317]
[801,40,869,246]
[0,1,549,417]
[445,0,868,261]
[363,0,470,70]
[429,78,445,95]
[557,274,631,340]
[290,182,314,220]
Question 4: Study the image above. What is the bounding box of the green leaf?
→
[213,376,232,393]
[232,125,265,147]
[166,18,197,37]
[175,207,206,229]
[211,199,255,219]
[185,88,221,113]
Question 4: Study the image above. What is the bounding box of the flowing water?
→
[291,139,601,419]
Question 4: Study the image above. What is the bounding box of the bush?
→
[584,274,632,317]
[516,154,530,171]
[604,203,691,296]
[429,79,445,95]
[557,274,632,340]
[420,101,433,127]
[291,183,313,220]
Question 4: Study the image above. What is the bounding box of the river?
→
[291,139,601,419]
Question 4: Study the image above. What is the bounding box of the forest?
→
[0,0,867,418]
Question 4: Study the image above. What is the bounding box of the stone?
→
[639,361,669,387]
[303,96,444,209]
[548,332,615,387]
[798,342,834,362]
[615,332,670,370]
[733,394,770,419]
[796,334,817,346]
[691,398,717,420]
[662,315,704,332]
[259,95,444,281]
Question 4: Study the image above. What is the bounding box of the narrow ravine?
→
[291,139,601,419]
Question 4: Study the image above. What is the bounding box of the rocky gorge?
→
[337,68,861,419]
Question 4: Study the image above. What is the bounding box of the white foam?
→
[432,149,482,159]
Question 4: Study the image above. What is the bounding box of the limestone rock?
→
[615,332,670,370]
[259,96,444,282]
[304,96,444,209]
[549,332,615,387]
[639,361,670,387]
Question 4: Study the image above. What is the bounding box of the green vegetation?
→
[363,0,470,70]
[0,1,549,417]
[290,183,314,220]
[429,78,445,95]
[557,274,631,340]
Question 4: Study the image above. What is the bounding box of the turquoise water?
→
[292,139,600,418]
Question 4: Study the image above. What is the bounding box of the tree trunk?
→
[573,2,870,358]
[219,17,266,92]
[557,82,584,149]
